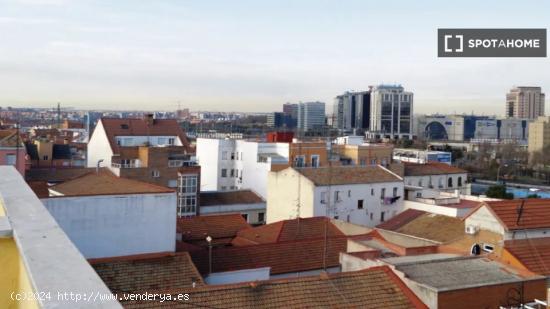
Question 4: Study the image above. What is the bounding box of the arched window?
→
[448,177,453,188]
[458,177,463,187]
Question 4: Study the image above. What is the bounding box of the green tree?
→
[485,185,514,199]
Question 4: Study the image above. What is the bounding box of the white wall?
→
[41,192,177,259]
[404,173,468,194]
[196,138,223,191]
[87,119,114,168]
[267,168,405,227]
[465,205,505,235]
[200,202,266,224]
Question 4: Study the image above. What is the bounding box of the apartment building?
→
[402,162,469,194]
[528,116,550,158]
[196,138,289,198]
[506,86,545,119]
[87,115,200,217]
[267,166,404,226]
[0,129,26,175]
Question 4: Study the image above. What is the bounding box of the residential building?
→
[86,115,200,216]
[297,101,325,132]
[289,139,331,168]
[0,129,26,175]
[196,138,289,198]
[343,254,545,309]
[41,169,177,259]
[333,90,371,132]
[506,86,545,119]
[393,148,452,165]
[368,84,413,140]
[401,162,469,194]
[199,190,266,225]
[528,116,550,157]
[333,142,394,166]
[267,166,405,226]
[0,166,120,308]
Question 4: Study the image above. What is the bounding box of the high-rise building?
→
[282,103,298,128]
[333,90,371,132]
[506,86,545,119]
[297,101,325,131]
[528,116,550,159]
[368,84,413,139]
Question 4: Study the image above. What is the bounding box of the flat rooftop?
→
[394,256,543,292]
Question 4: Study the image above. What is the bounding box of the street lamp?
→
[206,235,213,275]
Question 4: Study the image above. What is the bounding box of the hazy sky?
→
[0,0,549,115]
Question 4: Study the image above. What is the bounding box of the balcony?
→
[111,160,140,168]
[168,160,197,168]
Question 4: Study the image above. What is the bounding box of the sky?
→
[0,0,549,115]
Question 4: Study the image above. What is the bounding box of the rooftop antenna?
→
[56,102,61,129]
[516,199,526,226]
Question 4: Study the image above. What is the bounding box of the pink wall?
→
[0,149,27,176]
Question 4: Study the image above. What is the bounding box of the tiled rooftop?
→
[177,214,250,244]
[48,169,174,196]
[293,165,402,186]
[99,117,192,154]
[190,237,347,275]
[92,253,204,293]
[504,237,550,276]
[233,217,345,246]
[403,162,466,176]
[123,266,427,309]
[199,190,264,206]
[378,211,464,243]
[478,199,550,231]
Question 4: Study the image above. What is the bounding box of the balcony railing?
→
[111,162,139,168]
[168,160,197,167]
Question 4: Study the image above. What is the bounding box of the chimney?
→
[144,113,155,126]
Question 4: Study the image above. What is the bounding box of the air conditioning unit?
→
[465,225,478,235]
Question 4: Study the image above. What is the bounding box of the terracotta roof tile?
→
[123,266,427,309]
[482,199,550,231]
[199,190,264,206]
[293,165,402,186]
[233,217,345,246]
[504,237,550,276]
[191,237,347,275]
[25,167,95,182]
[97,117,192,154]
[93,252,204,293]
[48,169,174,196]
[404,162,466,176]
[177,214,250,242]
[377,209,426,231]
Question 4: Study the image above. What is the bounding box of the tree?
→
[485,185,514,199]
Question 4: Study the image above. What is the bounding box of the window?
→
[371,188,375,196]
[235,170,239,178]
[6,154,16,165]
[230,169,235,177]
[221,169,227,177]
[482,244,494,253]
[334,191,341,203]
[393,187,398,197]
[380,211,385,222]
[235,152,239,160]
[241,213,248,222]
[43,155,49,161]
[448,177,453,188]
[348,190,351,197]
[438,178,443,188]
[152,170,160,178]
[222,151,228,160]
[311,155,320,167]
[419,179,423,187]
[177,174,198,216]
[370,213,373,220]
[221,186,227,190]
[370,159,376,165]
[230,186,236,190]
[321,192,327,203]
[334,215,339,220]
[258,212,265,222]
[231,152,235,160]
[357,200,364,209]
[168,179,177,188]
[294,155,305,167]
[458,176,463,187]
[168,138,175,145]
[158,137,168,145]
[381,188,386,199]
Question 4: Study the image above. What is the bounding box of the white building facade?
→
[196,138,289,198]
[297,101,326,132]
[267,166,405,227]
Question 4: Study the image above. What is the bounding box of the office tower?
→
[368,84,413,139]
[333,90,371,131]
[297,101,325,131]
[506,86,545,119]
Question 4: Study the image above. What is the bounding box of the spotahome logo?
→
[438,29,546,57]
